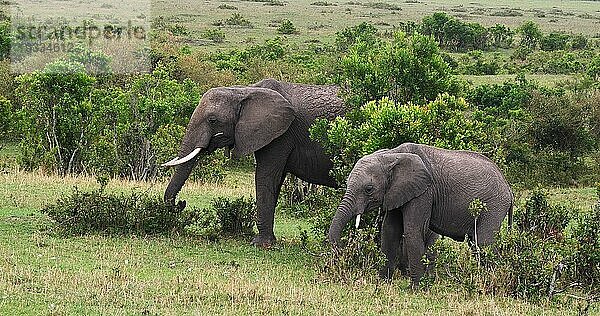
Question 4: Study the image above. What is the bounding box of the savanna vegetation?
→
[0,0,599,314]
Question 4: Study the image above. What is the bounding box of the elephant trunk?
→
[163,124,211,204]
[328,193,357,245]
[164,158,198,204]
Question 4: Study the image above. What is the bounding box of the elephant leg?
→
[251,149,288,248]
[379,210,403,280]
[402,189,433,287]
[423,230,440,273]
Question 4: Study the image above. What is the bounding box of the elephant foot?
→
[251,234,276,248]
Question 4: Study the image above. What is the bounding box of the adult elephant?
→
[163,79,345,247]
[328,143,513,286]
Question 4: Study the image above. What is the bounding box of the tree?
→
[488,24,514,48]
[517,21,543,49]
[337,31,458,108]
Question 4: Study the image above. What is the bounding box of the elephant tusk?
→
[161,156,180,167]
[161,147,202,167]
[355,214,361,229]
[213,132,224,137]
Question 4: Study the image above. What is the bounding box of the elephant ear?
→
[381,153,433,211]
[232,87,296,158]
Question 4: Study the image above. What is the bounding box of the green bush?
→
[540,32,569,51]
[311,94,491,183]
[214,13,253,28]
[277,20,298,35]
[211,196,256,237]
[515,189,570,240]
[0,21,10,60]
[319,227,385,283]
[202,29,226,43]
[43,184,183,236]
[16,60,96,174]
[335,22,378,52]
[0,95,12,141]
[43,182,256,240]
[337,31,458,108]
[432,191,599,301]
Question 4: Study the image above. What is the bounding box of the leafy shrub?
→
[217,4,238,10]
[214,13,253,28]
[202,29,226,43]
[319,227,385,283]
[567,198,600,294]
[515,189,570,240]
[459,50,500,75]
[540,33,569,51]
[517,21,543,49]
[211,196,256,237]
[184,196,256,239]
[335,22,378,52]
[311,94,491,183]
[16,60,96,174]
[277,20,298,35]
[570,34,588,50]
[432,191,598,301]
[421,12,490,51]
[0,95,12,141]
[336,31,458,108]
[0,21,10,60]
[43,184,183,236]
[44,182,256,240]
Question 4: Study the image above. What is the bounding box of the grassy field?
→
[0,166,598,315]
[146,0,600,50]
[4,0,600,51]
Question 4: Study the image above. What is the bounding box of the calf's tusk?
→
[355,214,361,229]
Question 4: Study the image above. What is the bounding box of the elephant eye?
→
[365,184,374,194]
[208,116,218,124]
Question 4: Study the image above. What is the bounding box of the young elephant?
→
[328,143,513,286]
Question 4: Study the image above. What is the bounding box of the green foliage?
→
[211,196,256,237]
[459,50,500,75]
[433,192,599,301]
[570,34,588,50]
[337,31,457,108]
[16,60,96,174]
[217,4,238,10]
[421,12,491,52]
[15,61,206,180]
[540,33,569,51]
[214,13,254,28]
[319,227,386,283]
[42,184,183,236]
[184,196,256,239]
[567,200,600,293]
[312,95,491,183]
[0,20,10,60]
[517,21,543,49]
[488,24,514,49]
[516,189,570,239]
[334,22,378,52]
[67,44,112,74]
[202,29,226,43]
[277,20,298,35]
[43,183,256,240]
[0,95,12,141]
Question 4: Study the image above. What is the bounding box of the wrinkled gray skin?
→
[328,143,513,286]
[164,79,345,247]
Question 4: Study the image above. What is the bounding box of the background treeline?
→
[1,12,600,187]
